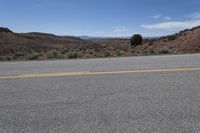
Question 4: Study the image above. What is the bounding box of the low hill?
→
[0,28,96,60]
[137,26,200,54]
[0,26,200,61]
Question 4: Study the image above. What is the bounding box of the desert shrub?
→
[0,56,14,61]
[148,41,154,46]
[53,52,58,57]
[179,29,189,35]
[116,50,124,56]
[130,34,143,47]
[84,43,103,50]
[191,26,200,31]
[104,51,110,57]
[13,56,17,60]
[150,49,155,54]
[159,34,177,41]
[67,52,78,59]
[61,49,69,54]
[27,53,39,60]
[89,50,94,55]
[0,57,6,61]
[159,48,169,54]
[4,56,12,61]
[143,50,148,54]
[167,35,177,41]
[15,53,25,57]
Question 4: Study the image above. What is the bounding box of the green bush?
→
[130,34,143,47]
[15,53,25,57]
[104,51,110,57]
[0,56,13,61]
[0,57,6,61]
[0,56,14,61]
[167,35,177,41]
[53,52,58,57]
[150,49,155,54]
[159,48,169,54]
[61,49,68,54]
[67,52,78,59]
[27,53,39,60]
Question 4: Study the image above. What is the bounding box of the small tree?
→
[130,34,143,47]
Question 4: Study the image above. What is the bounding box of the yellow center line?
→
[0,67,200,79]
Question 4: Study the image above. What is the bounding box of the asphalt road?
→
[0,54,200,133]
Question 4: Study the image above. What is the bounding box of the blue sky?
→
[1,0,200,37]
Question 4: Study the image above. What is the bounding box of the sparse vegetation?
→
[160,34,177,41]
[150,49,155,54]
[159,48,169,54]
[0,26,200,61]
[67,52,78,59]
[167,35,177,41]
[27,53,39,60]
[0,57,5,61]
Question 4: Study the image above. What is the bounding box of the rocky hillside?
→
[136,26,200,54]
[0,28,98,60]
[0,28,86,54]
[0,26,200,61]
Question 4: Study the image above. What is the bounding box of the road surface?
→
[0,54,200,133]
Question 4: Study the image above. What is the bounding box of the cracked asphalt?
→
[0,54,200,133]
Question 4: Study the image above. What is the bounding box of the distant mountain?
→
[0,28,88,60]
[80,36,111,40]
[80,36,160,41]
[0,29,84,46]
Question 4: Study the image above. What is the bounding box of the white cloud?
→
[190,12,200,19]
[150,14,162,19]
[150,14,172,20]
[113,26,128,32]
[141,19,200,30]
[93,32,104,36]
[164,16,171,20]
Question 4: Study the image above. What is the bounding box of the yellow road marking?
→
[0,67,200,79]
